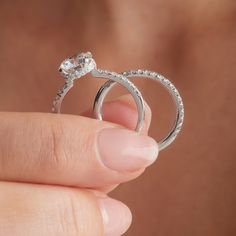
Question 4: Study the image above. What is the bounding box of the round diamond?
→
[59,52,96,80]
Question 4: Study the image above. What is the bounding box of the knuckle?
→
[49,120,66,166]
[56,191,102,235]
[56,192,81,235]
[39,117,73,172]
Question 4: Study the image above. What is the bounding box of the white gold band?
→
[93,70,184,151]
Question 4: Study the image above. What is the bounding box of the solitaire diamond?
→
[59,52,96,80]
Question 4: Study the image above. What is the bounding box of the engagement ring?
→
[52,52,145,131]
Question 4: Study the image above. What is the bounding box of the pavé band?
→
[93,70,184,151]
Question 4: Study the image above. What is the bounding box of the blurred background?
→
[0,0,236,235]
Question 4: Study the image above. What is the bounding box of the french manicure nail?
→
[97,128,158,172]
[98,197,132,236]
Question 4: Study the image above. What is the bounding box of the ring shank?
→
[52,80,74,113]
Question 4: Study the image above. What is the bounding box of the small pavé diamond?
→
[137,69,143,74]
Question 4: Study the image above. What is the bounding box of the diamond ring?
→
[52,52,145,131]
[93,70,184,151]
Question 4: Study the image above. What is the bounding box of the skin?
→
[0,0,236,235]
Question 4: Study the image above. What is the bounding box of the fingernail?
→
[98,197,132,236]
[97,128,158,172]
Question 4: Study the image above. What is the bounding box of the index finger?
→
[0,95,158,188]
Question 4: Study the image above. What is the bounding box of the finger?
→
[0,102,158,188]
[82,94,152,135]
[0,181,132,236]
[83,94,151,193]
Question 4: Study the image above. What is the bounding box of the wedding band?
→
[93,70,184,151]
[52,52,145,131]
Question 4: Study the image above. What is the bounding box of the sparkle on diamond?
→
[59,52,96,80]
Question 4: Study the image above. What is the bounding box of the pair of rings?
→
[52,52,184,151]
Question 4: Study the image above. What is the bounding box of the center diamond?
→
[59,52,96,80]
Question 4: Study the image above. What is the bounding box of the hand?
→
[0,95,158,236]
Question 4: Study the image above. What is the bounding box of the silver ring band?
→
[93,70,184,151]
